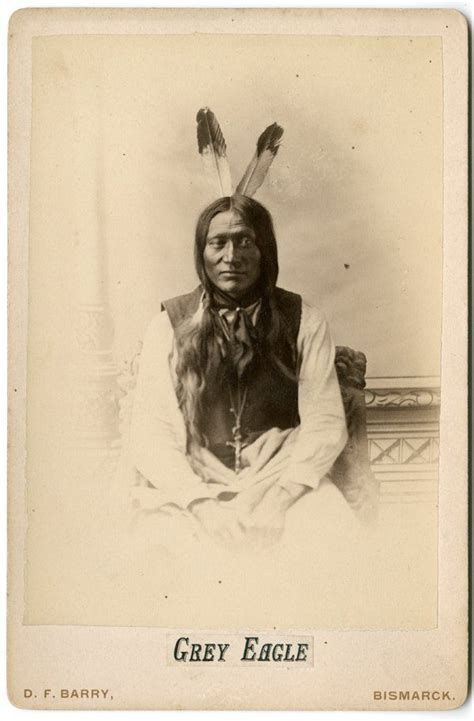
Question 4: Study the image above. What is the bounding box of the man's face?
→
[203,210,262,299]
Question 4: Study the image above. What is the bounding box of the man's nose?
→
[222,240,239,263]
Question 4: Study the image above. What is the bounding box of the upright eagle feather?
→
[236,122,284,198]
[196,108,233,197]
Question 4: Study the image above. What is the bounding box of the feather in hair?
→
[196,107,233,197]
[235,122,284,198]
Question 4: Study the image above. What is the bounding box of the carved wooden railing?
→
[365,377,440,504]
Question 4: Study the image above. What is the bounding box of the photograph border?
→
[7,7,469,711]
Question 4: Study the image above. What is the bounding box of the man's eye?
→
[208,239,224,248]
[239,237,254,248]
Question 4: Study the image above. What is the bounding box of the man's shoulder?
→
[274,286,301,305]
[275,287,322,312]
[274,286,303,316]
[273,287,303,336]
[275,288,328,336]
[160,286,202,329]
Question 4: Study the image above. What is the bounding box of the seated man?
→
[128,109,356,551]
[129,193,353,550]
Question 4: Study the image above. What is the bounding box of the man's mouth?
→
[220,271,245,277]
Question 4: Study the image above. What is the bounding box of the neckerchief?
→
[207,287,263,379]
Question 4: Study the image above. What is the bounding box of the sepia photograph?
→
[8,7,468,710]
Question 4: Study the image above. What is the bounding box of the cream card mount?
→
[7,8,468,711]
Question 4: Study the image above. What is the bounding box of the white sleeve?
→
[129,312,221,510]
[278,301,348,491]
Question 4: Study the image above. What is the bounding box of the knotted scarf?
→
[207,287,263,379]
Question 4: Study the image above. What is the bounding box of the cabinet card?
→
[7,7,468,711]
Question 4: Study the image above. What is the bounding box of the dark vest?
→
[162,286,302,469]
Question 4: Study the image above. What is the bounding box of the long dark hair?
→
[174,195,297,449]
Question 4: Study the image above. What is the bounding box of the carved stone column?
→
[69,76,119,452]
[71,305,119,449]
